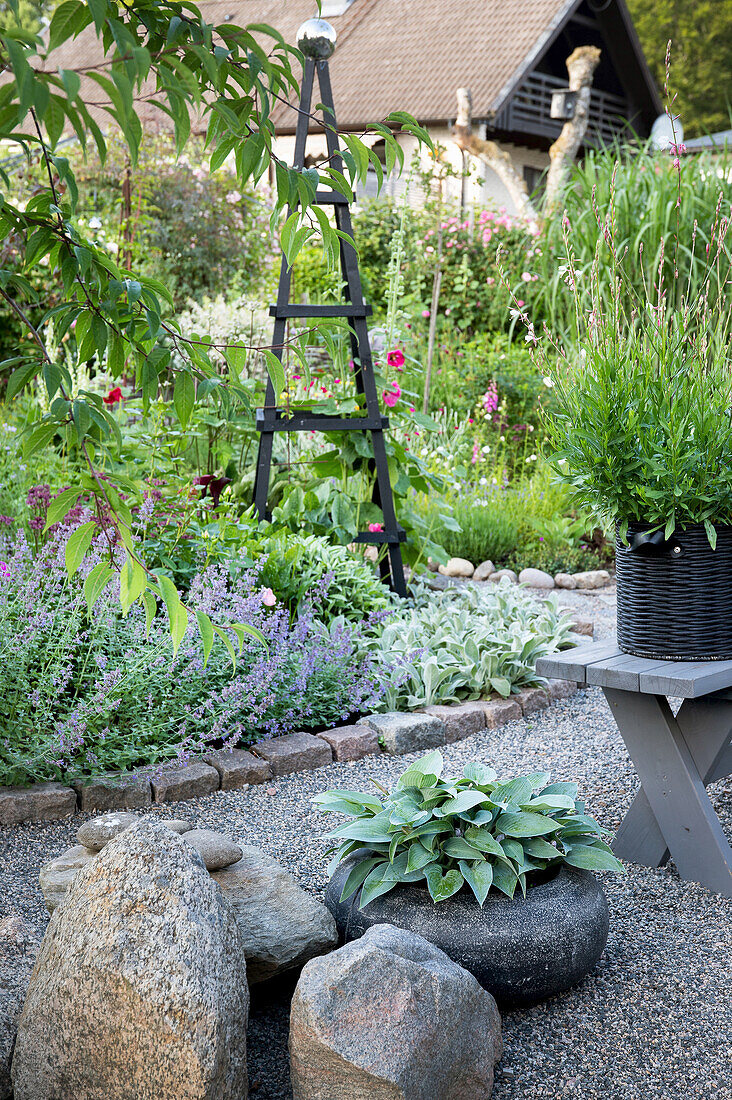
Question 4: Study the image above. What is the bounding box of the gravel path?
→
[2,665,730,1100]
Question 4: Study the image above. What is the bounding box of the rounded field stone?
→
[519,567,555,589]
[489,569,518,584]
[438,557,475,578]
[181,828,243,871]
[160,819,193,834]
[76,812,140,852]
[326,861,609,1008]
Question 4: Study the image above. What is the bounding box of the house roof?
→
[43,0,661,136]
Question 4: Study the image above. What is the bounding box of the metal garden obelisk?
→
[252,17,407,596]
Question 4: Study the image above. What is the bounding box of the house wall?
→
[270,126,549,217]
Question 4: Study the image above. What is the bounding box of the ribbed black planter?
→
[616,522,732,660]
[325,860,609,1008]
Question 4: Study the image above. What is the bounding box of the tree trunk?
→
[453,87,537,223]
[543,46,601,217]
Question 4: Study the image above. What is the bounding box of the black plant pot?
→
[616,522,732,660]
[325,860,609,1008]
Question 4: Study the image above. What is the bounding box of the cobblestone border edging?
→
[0,677,585,826]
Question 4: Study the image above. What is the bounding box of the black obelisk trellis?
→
[252,21,406,596]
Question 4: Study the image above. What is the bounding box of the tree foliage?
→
[0,0,428,642]
[627,0,732,137]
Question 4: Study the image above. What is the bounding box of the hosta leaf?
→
[458,859,493,906]
[425,866,464,903]
[527,794,577,812]
[360,864,401,907]
[464,826,510,862]
[329,811,393,843]
[406,841,434,873]
[462,762,497,786]
[338,857,385,902]
[312,790,383,814]
[522,837,562,860]
[441,836,485,860]
[434,790,489,817]
[490,777,535,807]
[496,811,562,837]
[540,781,579,800]
[492,861,519,899]
[564,844,626,873]
[397,750,444,789]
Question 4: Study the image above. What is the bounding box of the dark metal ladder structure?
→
[252,54,407,597]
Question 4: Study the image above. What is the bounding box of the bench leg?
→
[611,696,732,868]
[603,688,732,898]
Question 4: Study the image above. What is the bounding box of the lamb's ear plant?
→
[314,750,624,908]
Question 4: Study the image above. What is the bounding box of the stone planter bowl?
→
[325,860,609,1007]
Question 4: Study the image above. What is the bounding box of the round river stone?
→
[76,812,140,852]
[181,829,243,871]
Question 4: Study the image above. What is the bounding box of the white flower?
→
[543,376,554,388]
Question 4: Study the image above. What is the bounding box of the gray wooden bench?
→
[536,642,732,898]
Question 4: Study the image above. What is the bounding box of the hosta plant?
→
[315,750,624,907]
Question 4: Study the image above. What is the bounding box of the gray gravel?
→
[2,652,730,1099]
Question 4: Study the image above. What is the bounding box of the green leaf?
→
[435,789,489,817]
[142,589,157,636]
[564,844,626,873]
[261,348,285,396]
[462,762,497,786]
[405,841,434,873]
[195,609,215,666]
[173,371,195,429]
[42,487,82,532]
[425,866,464,903]
[83,560,113,614]
[48,2,93,53]
[7,361,39,401]
[156,574,188,656]
[441,836,485,859]
[396,750,444,789]
[338,857,385,902]
[360,863,400,908]
[463,826,509,861]
[490,777,536,807]
[64,520,96,577]
[120,555,146,615]
[491,861,518,899]
[458,859,493,906]
[496,811,562,837]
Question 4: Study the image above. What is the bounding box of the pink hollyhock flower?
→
[261,587,276,607]
[421,309,430,318]
[386,349,405,368]
[368,522,383,533]
[382,384,401,408]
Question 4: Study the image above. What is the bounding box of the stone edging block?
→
[152,762,220,804]
[253,732,332,776]
[0,783,76,826]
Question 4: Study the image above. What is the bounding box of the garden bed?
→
[2,683,729,1100]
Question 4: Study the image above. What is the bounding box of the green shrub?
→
[315,749,624,907]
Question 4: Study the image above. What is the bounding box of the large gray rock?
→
[211,846,337,984]
[0,916,40,1100]
[13,821,249,1100]
[39,844,97,914]
[289,923,502,1100]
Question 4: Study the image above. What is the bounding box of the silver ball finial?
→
[297,18,337,59]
